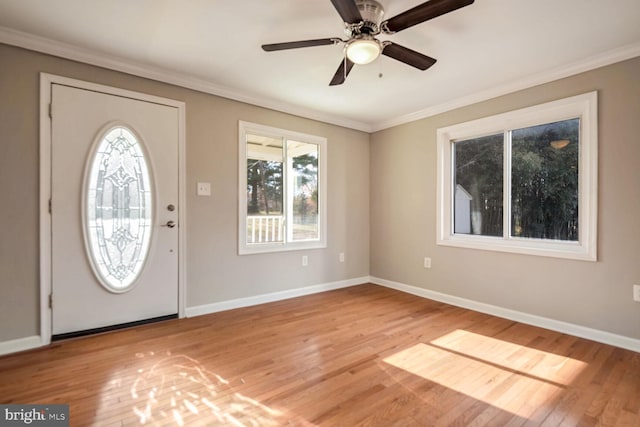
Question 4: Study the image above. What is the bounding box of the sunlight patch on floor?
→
[382,329,587,419]
[97,351,287,426]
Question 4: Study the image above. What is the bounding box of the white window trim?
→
[238,121,327,255]
[436,91,598,261]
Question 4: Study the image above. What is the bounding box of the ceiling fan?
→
[262,0,475,86]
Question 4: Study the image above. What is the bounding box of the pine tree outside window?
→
[239,121,327,254]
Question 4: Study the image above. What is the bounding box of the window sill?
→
[239,240,326,255]
[437,234,596,261]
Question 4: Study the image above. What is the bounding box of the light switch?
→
[197,182,211,196]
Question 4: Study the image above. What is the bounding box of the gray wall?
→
[0,43,370,342]
[370,56,640,339]
[2,41,639,345]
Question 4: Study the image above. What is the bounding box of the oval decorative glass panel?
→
[84,126,153,292]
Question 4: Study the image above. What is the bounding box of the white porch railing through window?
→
[247,215,284,243]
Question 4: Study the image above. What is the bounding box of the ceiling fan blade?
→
[262,38,339,51]
[382,43,436,70]
[330,0,363,24]
[329,58,355,86]
[383,0,474,33]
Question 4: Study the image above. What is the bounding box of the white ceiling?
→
[1,0,639,132]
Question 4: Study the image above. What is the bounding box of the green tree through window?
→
[437,92,597,260]
[511,119,579,241]
[239,121,327,254]
[454,119,579,241]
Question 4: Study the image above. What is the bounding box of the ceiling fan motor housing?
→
[353,0,385,35]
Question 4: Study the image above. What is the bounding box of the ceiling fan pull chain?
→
[344,54,347,79]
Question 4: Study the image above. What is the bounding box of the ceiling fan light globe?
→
[346,39,381,65]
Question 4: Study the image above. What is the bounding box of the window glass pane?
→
[239,121,327,254]
[246,134,284,244]
[454,134,504,236]
[288,140,319,241]
[85,126,152,292]
[511,119,579,241]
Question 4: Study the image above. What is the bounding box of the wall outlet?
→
[197,182,211,196]
[339,252,345,263]
[424,257,432,269]
[302,255,308,267]
[633,284,640,302]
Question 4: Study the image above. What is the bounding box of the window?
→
[437,92,597,260]
[239,121,327,254]
[84,125,153,292]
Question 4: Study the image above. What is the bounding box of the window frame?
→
[436,92,598,261]
[238,120,327,255]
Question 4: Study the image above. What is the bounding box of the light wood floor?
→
[1,284,639,426]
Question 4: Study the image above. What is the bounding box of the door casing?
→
[39,73,187,345]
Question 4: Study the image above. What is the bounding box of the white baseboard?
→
[4,277,637,356]
[370,276,640,354]
[185,276,369,318]
[0,335,42,357]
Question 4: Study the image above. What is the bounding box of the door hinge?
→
[48,103,52,118]
[48,293,53,309]
[48,199,52,214]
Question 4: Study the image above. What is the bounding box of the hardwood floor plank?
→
[0,284,638,426]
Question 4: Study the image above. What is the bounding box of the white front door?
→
[50,83,180,336]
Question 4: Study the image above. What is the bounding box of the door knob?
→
[162,220,176,228]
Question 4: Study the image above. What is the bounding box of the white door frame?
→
[39,73,187,346]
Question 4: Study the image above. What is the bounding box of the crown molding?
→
[372,41,640,132]
[2,26,639,134]
[0,26,373,133]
